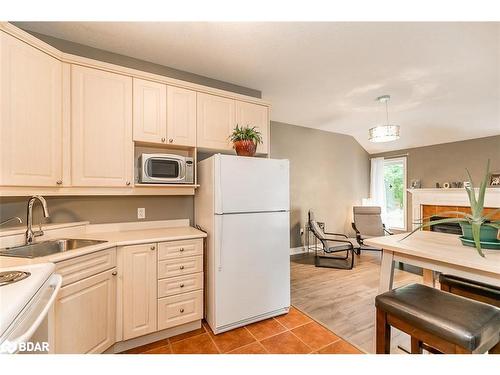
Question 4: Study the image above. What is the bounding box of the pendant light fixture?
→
[369,95,400,143]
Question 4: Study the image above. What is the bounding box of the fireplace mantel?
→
[407,188,500,229]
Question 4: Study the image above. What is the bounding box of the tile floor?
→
[122,307,363,354]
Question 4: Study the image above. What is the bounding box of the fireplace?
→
[429,216,462,235]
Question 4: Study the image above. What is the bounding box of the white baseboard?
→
[290,246,308,255]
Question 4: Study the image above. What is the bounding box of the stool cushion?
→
[439,274,500,302]
[375,283,500,351]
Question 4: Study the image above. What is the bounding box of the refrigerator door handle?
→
[218,216,223,271]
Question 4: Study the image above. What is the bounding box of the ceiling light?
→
[369,95,400,143]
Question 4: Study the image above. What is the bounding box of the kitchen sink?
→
[0,239,108,259]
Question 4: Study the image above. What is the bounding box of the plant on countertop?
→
[229,125,263,157]
[402,160,500,257]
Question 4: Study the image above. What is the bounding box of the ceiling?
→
[15,22,500,153]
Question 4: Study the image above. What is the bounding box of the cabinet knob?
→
[180,283,185,288]
[179,247,184,252]
[179,265,185,270]
[180,308,185,313]
[56,180,63,185]
[126,181,131,186]
[112,271,117,276]
[168,138,173,143]
[161,137,166,143]
[150,246,155,251]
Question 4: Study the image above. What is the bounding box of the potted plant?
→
[229,125,263,157]
[404,160,499,257]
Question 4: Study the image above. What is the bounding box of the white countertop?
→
[0,220,206,268]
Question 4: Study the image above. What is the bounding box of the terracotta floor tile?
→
[260,331,312,354]
[209,327,256,353]
[291,322,341,351]
[122,338,170,354]
[246,318,287,341]
[169,326,206,343]
[170,333,219,354]
[227,341,268,354]
[317,340,363,354]
[143,345,172,354]
[275,307,312,329]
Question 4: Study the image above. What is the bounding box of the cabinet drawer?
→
[158,290,203,330]
[158,272,203,298]
[158,239,203,260]
[158,255,202,279]
[56,248,116,287]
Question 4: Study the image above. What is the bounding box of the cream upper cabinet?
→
[122,243,158,340]
[54,268,117,354]
[235,101,269,154]
[0,31,63,186]
[133,78,167,144]
[167,86,196,147]
[196,93,235,150]
[71,65,133,187]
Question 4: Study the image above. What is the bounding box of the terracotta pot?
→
[233,140,257,157]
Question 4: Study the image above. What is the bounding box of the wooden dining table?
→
[365,230,500,293]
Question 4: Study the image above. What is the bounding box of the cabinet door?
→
[71,65,133,187]
[166,86,196,147]
[133,78,167,144]
[122,243,157,340]
[0,32,62,186]
[54,268,117,354]
[235,101,269,154]
[196,93,235,150]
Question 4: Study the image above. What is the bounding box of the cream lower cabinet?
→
[121,243,158,340]
[71,65,133,187]
[54,268,117,354]
[0,31,63,187]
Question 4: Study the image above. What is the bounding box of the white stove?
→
[0,263,62,353]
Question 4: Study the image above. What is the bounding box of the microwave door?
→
[145,158,182,183]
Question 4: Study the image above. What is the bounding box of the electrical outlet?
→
[137,208,146,220]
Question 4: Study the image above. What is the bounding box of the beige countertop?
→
[0,220,206,268]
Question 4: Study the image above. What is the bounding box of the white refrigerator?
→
[195,154,290,334]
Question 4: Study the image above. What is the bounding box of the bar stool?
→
[375,283,500,354]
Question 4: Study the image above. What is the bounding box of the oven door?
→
[142,157,185,183]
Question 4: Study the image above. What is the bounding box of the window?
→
[383,157,407,230]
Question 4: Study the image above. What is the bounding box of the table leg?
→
[379,250,395,293]
[422,269,435,287]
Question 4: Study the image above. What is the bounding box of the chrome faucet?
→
[0,217,22,227]
[25,195,50,244]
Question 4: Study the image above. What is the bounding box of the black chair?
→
[308,210,358,269]
[351,206,393,254]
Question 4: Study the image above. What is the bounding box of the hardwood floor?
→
[290,251,423,353]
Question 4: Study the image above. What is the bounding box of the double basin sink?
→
[0,239,108,259]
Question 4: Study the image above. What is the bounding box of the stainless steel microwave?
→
[139,154,194,184]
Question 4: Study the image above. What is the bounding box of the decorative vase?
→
[233,140,257,157]
[459,222,499,242]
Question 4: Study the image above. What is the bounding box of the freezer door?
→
[214,154,289,214]
[214,211,290,329]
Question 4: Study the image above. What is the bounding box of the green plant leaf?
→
[465,168,478,215]
[400,217,469,241]
[471,222,485,257]
[483,222,500,229]
[412,211,474,223]
[475,159,490,217]
[228,124,263,144]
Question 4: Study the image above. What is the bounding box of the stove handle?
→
[4,274,62,353]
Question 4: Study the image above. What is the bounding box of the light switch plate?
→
[137,208,146,219]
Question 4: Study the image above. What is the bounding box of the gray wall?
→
[270,121,370,248]
[15,27,261,99]
[0,196,193,228]
[372,135,500,227]
[371,135,500,188]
